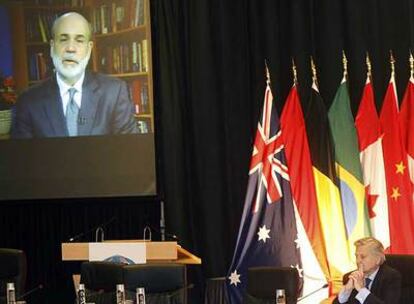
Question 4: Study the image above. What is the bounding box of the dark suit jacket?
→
[11,72,138,138]
[333,264,402,304]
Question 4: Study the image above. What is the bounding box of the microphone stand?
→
[297,284,329,302]
[68,217,116,242]
[160,200,166,241]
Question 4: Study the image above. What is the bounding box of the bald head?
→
[51,12,93,41]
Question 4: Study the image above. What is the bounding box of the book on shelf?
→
[136,118,151,134]
[29,52,50,81]
[92,0,138,34]
[25,12,59,43]
[97,39,148,74]
[128,79,149,114]
[132,0,145,26]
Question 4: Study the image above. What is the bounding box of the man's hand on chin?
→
[349,270,365,291]
[343,276,355,292]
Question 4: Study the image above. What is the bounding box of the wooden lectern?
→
[61,240,201,289]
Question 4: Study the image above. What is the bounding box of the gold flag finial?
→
[390,50,395,77]
[265,59,271,86]
[366,52,372,80]
[292,58,298,85]
[410,51,414,79]
[342,50,348,79]
[311,56,318,85]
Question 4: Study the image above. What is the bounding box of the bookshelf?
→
[7,0,154,134]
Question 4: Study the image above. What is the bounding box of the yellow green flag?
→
[328,78,371,261]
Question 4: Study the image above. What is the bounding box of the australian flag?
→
[227,78,302,303]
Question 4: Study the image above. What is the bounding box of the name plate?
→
[89,242,146,264]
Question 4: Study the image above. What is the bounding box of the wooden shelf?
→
[23,5,84,10]
[107,72,148,78]
[135,114,152,118]
[94,25,146,38]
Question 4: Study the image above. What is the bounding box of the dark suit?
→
[333,264,401,304]
[11,72,138,138]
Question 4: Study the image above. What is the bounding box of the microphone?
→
[297,283,329,302]
[145,223,179,241]
[17,284,43,300]
[68,217,116,242]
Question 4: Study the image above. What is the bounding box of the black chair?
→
[123,263,187,304]
[244,267,299,304]
[0,248,26,304]
[385,254,414,304]
[204,277,229,304]
[80,261,124,304]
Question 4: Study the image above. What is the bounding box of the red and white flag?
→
[281,85,329,302]
[355,76,390,249]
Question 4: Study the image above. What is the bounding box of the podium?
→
[61,240,201,289]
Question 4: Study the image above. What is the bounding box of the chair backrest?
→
[80,262,187,304]
[246,267,299,303]
[0,248,26,301]
[385,254,414,304]
[123,263,186,293]
[80,261,124,292]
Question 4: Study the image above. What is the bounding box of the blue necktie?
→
[66,88,78,137]
[365,277,372,290]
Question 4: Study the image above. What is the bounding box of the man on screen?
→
[11,12,138,138]
[333,237,401,304]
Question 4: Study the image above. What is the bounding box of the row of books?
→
[128,80,150,114]
[28,52,51,81]
[91,0,145,34]
[98,39,148,74]
[24,0,85,6]
[25,12,59,43]
[23,0,145,43]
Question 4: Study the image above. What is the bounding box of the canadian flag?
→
[355,76,390,250]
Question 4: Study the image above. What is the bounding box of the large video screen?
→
[0,1,157,200]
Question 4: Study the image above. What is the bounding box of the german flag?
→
[303,77,354,293]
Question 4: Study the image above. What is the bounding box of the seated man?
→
[334,237,401,304]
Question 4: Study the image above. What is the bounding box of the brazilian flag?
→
[328,78,371,260]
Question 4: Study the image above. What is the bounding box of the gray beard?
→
[51,49,91,84]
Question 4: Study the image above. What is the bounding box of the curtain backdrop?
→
[154,0,414,301]
[1,0,414,303]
